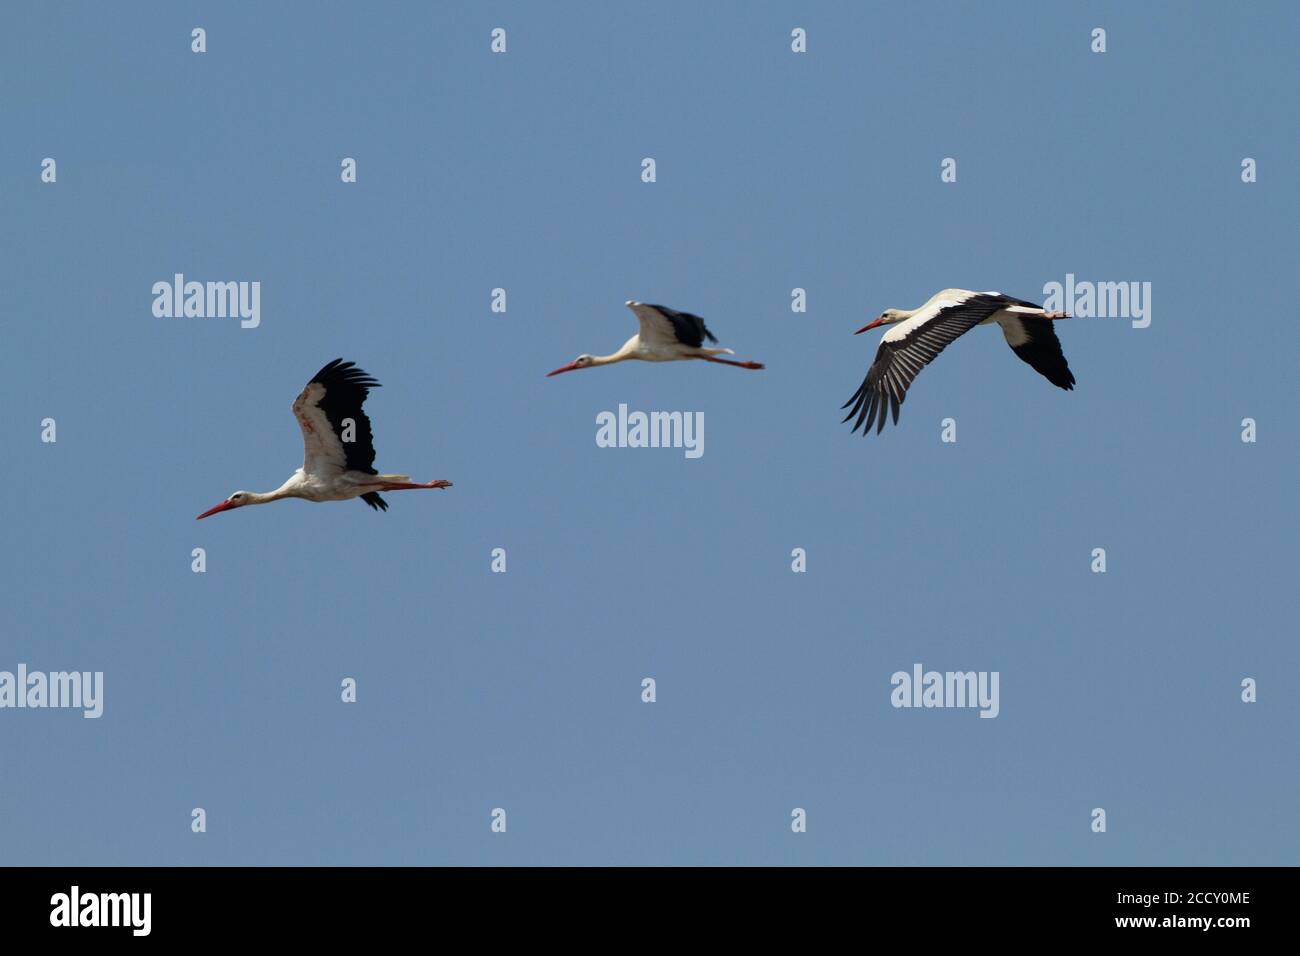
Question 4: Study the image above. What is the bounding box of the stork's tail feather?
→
[375,473,411,482]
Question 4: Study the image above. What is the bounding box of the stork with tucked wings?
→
[196,359,452,519]
[546,300,765,376]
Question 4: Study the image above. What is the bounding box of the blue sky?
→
[2,1,1297,865]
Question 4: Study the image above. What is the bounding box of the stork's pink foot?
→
[379,480,453,491]
[704,357,766,370]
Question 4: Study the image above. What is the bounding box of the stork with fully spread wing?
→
[546,300,764,376]
[196,359,452,519]
[842,289,1075,435]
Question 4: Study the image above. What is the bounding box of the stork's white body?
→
[612,332,733,363]
[880,289,1052,348]
[612,302,739,363]
[196,359,451,519]
[546,301,764,375]
[253,468,408,505]
[281,377,417,501]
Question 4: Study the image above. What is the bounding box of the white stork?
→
[546,300,765,376]
[843,289,1075,435]
[196,359,452,519]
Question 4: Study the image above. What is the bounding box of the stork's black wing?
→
[641,303,718,348]
[1000,317,1076,390]
[842,294,1009,435]
[301,358,382,474]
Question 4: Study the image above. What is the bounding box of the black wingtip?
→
[311,358,382,390]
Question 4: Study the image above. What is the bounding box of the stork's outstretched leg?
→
[379,480,453,491]
[702,357,765,370]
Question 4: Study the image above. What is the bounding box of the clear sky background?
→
[3,1,1297,865]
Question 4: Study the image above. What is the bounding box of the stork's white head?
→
[854,309,909,334]
[546,354,595,376]
[196,491,252,519]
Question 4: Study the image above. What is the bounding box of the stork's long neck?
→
[591,339,640,366]
[249,476,305,505]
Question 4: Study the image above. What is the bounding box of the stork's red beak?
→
[546,362,579,377]
[854,317,887,334]
[196,499,236,520]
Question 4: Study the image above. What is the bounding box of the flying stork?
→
[842,289,1075,435]
[546,300,765,376]
[196,359,452,519]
